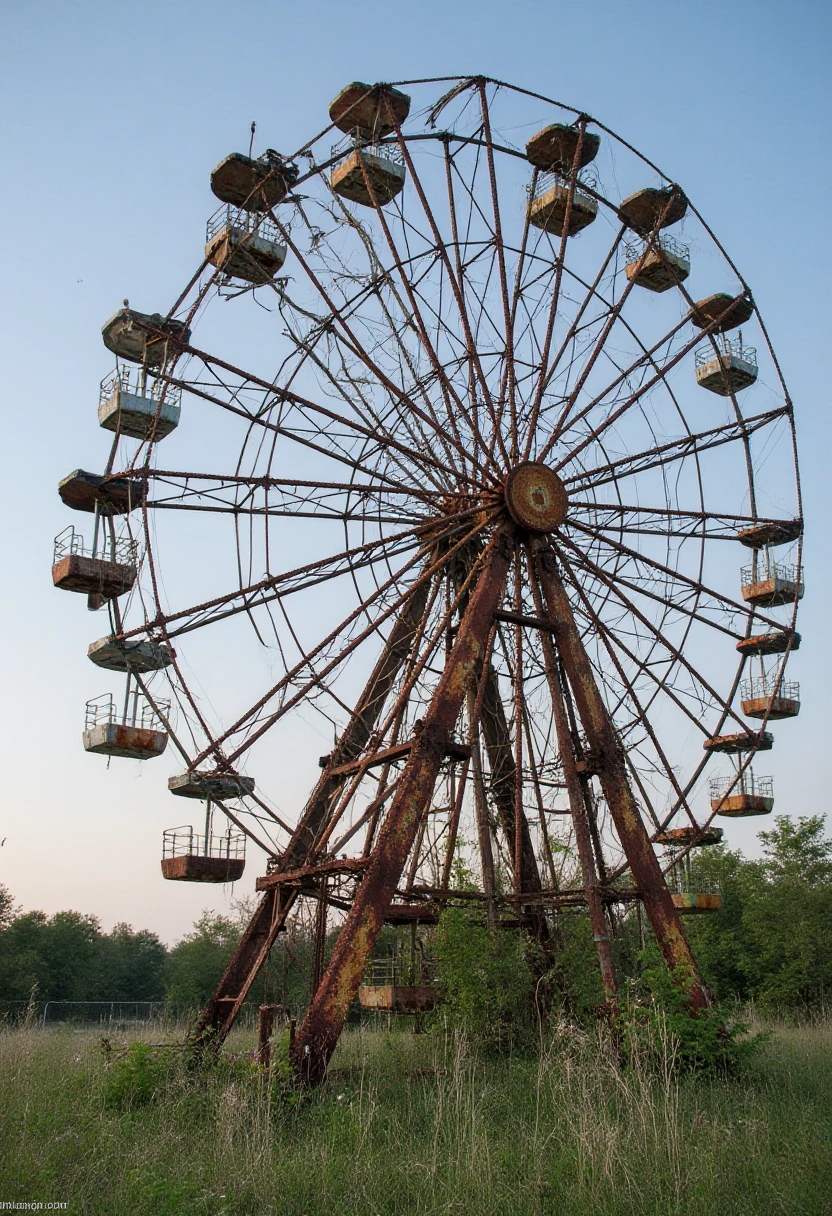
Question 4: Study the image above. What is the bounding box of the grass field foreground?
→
[0,1018,830,1215]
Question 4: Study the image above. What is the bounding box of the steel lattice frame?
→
[91,76,801,1081]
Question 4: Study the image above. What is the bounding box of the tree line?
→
[1,815,830,1016]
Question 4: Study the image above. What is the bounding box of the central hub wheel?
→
[503,462,568,532]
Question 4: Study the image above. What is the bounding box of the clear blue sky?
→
[1,0,829,944]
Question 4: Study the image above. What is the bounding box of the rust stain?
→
[291,525,515,1083]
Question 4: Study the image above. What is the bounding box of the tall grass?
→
[0,1016,829,1214]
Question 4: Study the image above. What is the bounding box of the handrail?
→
[695,335,758,369]
[740,676,800,702]
[100,367,182,408]
[53,525,138,567]
[162,826,246,860]
[709,771,773,799]
[625,232,689,263]
[741,561,803,588]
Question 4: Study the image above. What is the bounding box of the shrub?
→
[620,947,767,1075]
[103,1042,171,1109]
[432,906,535,1051]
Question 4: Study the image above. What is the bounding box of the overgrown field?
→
[0,1018,830,1215]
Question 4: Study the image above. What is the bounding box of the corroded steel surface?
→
[527,555,617,1001]
[656,826,724,848]
[741,577,803,608]
[87,636,174,673]
[712,793,774,817]
[161,855,245,883]
[205,228,287,285]
[58,470,143,515]
[741,696,800,720]
[689,293,754,334]
[625,246,689,294]
[672,893,722,914]
[101,308,191,366]
[618,185,688,233]
[329,82,411,136]
[324,738,471,779]
[528,183,597,235]
[737,519,802,548]
[535,545,709,1010]
[504,463,568,533]
[525,123,600,172]
[736,631,800,657]
[210,153,295,211]
[192,580,432,1047]
[331,150,406,207]
[52,555,136,599]
[291,526,514,1083]
[168,772,255,800]
[703,730,773,754]
[358,984,438,1012]
[83,723,168,760]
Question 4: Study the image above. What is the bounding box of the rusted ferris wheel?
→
[53,76,802,1082]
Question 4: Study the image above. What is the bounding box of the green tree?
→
[685,817,832,1010]
[0,909,101,1000]
[97,924,167,1000]
[164,910,241,1010]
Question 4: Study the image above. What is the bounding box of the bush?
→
[103,1042,172,1109]
[620,947,767,1075]
[432,907,535,1051]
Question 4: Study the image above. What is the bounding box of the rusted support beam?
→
[468,685,498,931]
[192,578,432,1047]
[323,738,471,779]
[534,544,708,1010]
[255,1003,282,1068]
[291,525,515,1084]
[526,548,617,1002]
[449,543,550,940]
[479,667,550,923]
[256,858,366,890]
[494,608,556,632]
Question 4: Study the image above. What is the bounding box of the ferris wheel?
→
[53,76,802,1081]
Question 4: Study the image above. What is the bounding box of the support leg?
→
[192,578,432,1047]
[292,526,515,1083]
[534,545,708,1009]
[528,554,617,1002]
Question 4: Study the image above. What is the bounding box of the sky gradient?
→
[1,0,829,944]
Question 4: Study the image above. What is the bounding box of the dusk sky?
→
[1,0,829,945]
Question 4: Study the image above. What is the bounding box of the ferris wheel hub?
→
[503,462,568,533]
